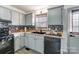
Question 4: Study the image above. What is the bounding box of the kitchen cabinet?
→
[25,13,33,25]
[20,37,25,48]
[0,7,11,20]
[14,33,25,52]
[61,38,67,54]
[28,34,35,50]
[28,37,35,50]
[35,35,44,53]
[25,34,35,49]
[19,13,25,25]
[0,7,3,19]
[68,37,79,54]
[20,33,25,48]
[14,36,21,51]
[25,33,44,53]
[48,7,63,25]
[25,34,29,47]
[12,11,20,25]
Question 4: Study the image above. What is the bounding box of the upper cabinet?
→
[0,7,11,20]
[19,13,25,25]
[11,11,20,25]
[25,13,33,25]
[0,6,26,25]
[48,7,63,25]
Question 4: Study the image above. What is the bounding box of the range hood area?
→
[0,19,12,23]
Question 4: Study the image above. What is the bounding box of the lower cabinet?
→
[28,37,35,50]
[68,37,79,54]
[20,36,25,48]
[25,34,29,47]
[35,37,44,53]
[14,36,21,51]
[25,34,36,50]
[25,33,44,53]
[14,33,25,52]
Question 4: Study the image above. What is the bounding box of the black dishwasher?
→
[44,36,61,54]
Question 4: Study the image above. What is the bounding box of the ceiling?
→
[12,5,60,14]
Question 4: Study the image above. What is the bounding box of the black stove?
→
[0,34,14,54]
[0,21,14,54]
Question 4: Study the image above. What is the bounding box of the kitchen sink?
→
[32,32,46,34]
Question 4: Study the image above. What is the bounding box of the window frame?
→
[70,9,79,32]
[35,13,48,28]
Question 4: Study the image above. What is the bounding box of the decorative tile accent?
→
[48,25,63,32]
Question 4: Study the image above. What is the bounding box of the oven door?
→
[0,36,14,54]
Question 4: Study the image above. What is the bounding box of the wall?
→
[61,7,68,53]
[61,5,79,53]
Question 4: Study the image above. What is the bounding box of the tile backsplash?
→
[9,25,35,33]
[48,25,63,32]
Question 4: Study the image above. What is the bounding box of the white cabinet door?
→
[69,37,79,54]
[19,13,25,25]
[25,13,32,25]
[2,8,11,20]
[0,7,11,20]
[25,33,44,53]
[20,33,25,48]
[48,7,62,25]
[0,7,3,19]
[20,36,25,48]
[35,36,44,53]
[14,36,20,51]
[28,37,35,50]
[25,34,29,47]
[12,11,20,25]
[25,34,36,50]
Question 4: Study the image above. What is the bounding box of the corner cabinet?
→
[19,13,25,25]
[48,7,63,25]
[11,11,20,25]
[25,33,29,48]
[14,36,21,51]
[25,13,33,25]
[20,33,25,48]
[14,33,25,52]
[0,7,11,20]
[35,35,44,53]
[28,37,35,50]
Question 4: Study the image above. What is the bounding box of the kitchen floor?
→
[15,48,41,54]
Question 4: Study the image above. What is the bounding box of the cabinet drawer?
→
[35,35,44,39]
